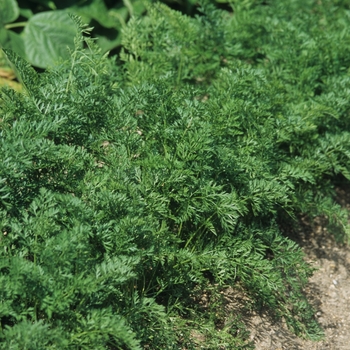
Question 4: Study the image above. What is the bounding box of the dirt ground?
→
[224,186,350,350]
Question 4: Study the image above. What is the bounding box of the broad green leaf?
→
[23,11,77,68]
[132,0,147,17]
[109,7,129,28]
[19,8,34,19]
[96,33,122,53]
[0,0,20,25]
[0,28,26,59]
[0,27,7,45]
[70,0,116,29]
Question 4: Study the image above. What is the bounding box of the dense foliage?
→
[1,0,350,348]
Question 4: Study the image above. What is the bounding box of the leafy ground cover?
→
[1,0,350,348]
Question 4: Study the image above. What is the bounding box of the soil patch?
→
[230,187,350,349]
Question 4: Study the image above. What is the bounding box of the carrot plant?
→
[1,1,350,348]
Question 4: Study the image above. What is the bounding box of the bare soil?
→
[223,186,350,350]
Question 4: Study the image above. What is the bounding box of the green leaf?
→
[70,0,116,29]
[0,27,8,45]
[23,10,77,68]
[19,8,34,19]
[0,0,20,25]
[95,33,121,53]
[0,29,26,59]
[2,48,39,94]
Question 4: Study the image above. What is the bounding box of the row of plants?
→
[1,0,350,348]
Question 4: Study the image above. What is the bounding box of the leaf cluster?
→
[1,0,350,348]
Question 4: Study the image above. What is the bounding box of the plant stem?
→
[5,22,27,29]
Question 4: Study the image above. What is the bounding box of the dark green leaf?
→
[0,0,20,25]
[70,0,116,29]
[23,10,77,68]
[0,30,26,59]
